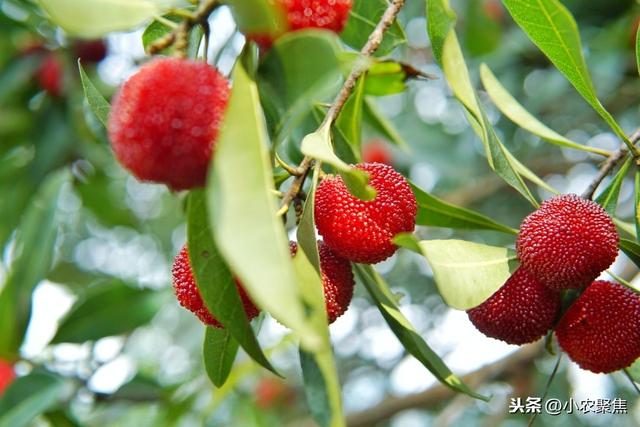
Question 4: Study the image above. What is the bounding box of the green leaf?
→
[209,64,322,351]
[78,61,110,128]
[335,76,366,163]
[226,0,286,35]
[300,349,333,427]
[479,64,609,157]
[595,156,632,216]
[426,0,537,207]
[0,170,68,359]
[341,0,406,55]
[187,190,278,376]
[355,264,488,401]
[141,16,179,52]
[635,170,640,240]
[636,24,640,77]
[410,182,517,234]
[38,0,178,38]
[259,31,347,147]
[52,282,163,343]
[501,0,632,148]
[405,239,517,310]
[0,372,65,427]
[364,62,406,96]
[301,123,376,201]
[296,166,322,274]
[203,327,239,388]
[620,239,640,270]
[363,97,408,149]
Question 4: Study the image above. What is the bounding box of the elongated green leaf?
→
[355,264,487,401]
[0,170,68,359]
[187,190,278,376]
[636,24,640,77]
[203,327,239,388]
[363,97,408,149]
[297,166,322,274]
[0,372,65,427]
[410,182,517,234]
[141,16,179,51]
[341,0,406,55]
[78,61,110,128]
[426,0,537,207]
[52,282,163,343]
[292,248,344,427]
[363,62,406,96]
[480,64,609,157]
[301,123,376,201]
[226,0,286,35]
[209,64,322,351]
[595,157,632,217]
[501,0,631,146]
[620,239,640,270]
[404,239,517,310]
[336,76,366,163]
[38,0,177,38]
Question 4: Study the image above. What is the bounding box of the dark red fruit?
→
[516,194,618,290]
[0,360,14,396]
[171,245,259,328]
[556,280,640,373]
[38,54,63,97]
[108,58,230,191]
[314,162,417,264]
[75,39,107,63]
[362,140,393,165]
[290,241,355,323]
[467,267,561,345]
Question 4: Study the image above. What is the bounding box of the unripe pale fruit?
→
[0,360,14,396]
[290,241,354,323]
[516,194,618,290]
[171,246,259,327]
[467,267,561,345]
[108,58,230,191]
[38,54,63,97]
[556,280,640,373]
[314,162,417,264]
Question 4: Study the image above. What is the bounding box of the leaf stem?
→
[278,0,406,213]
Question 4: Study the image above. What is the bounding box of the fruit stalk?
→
[581,128,640,199]
[279,0,406,213]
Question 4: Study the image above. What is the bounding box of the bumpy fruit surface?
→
[556,280,640,373]
[38,54,63,97]
[172,246,259,328]
[467,267,561,345]
[0,360,14,396]
[516,194,618,290]
[249,0,352,49]
[290,241,354,323]
[108,58,230,191]
[314,162,417,264]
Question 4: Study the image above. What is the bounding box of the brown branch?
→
[581,129,640,199]
[147,0,219,56]
[345,343,543,427]
[278,0,407,215]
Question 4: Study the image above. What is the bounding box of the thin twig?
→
[527,353,562,427]
[147,0,219,56]
[622,368,640,395]
[278,0,406,214]
[581,128,640,199]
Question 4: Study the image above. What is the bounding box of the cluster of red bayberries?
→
[107,2,415,329]
[468,194,640,373]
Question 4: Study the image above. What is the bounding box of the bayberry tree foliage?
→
[1,0,640,426]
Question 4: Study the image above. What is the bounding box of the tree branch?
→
[581,129,640,199]
[345,343,543,427]
[278,0,407,215]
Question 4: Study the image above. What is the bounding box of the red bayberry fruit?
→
[290,241,354,323]
[38,54,63,97]
[556,280,640,373]
[467,267,561,345]
[0,360,15,396]
[516,194,618,290]
[108,58,230,191]
[75,39,107,63]
[248,0,352,49]
[314,162,417,264]
[255,377,295,409]
[171,245,259,327]
[362,140,393,165]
